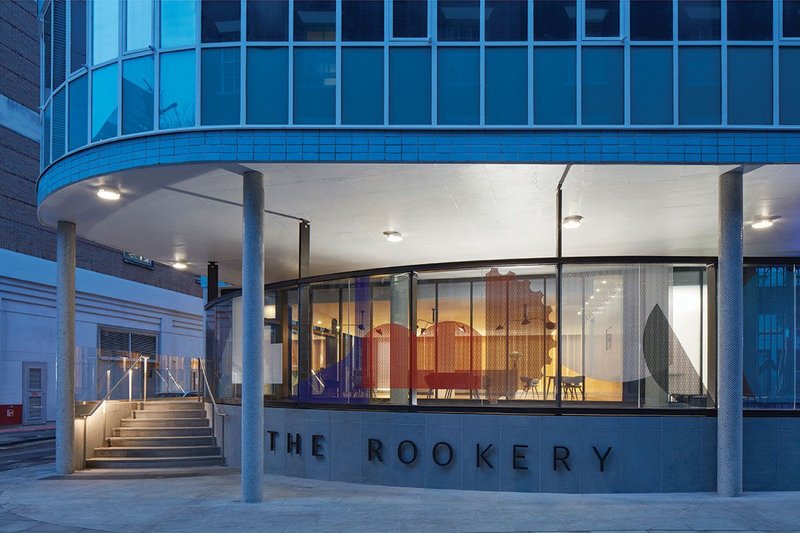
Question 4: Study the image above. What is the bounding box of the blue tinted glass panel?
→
[485,47,527,125]
[160,51,196,129]
[92,0,119,64]
[678,0,720,40]
[786,0,800,37]
[246,47,288,124]
[679,47,720,125]
[294,0,336,41]
[389,48,431,124]
[293,47,336,124]
[68,75,88,151]
[780,48,800,125]
[201,48,241,125]
[582,47,623,125]
[247,0,289,41]
[202,0,241,42]
[630,0,672,40]
[438,0,479,41]
[393,0,428,38]
[630,47,672,125]
[342,47,383,125]
[52,88,66,160]
[42,103,51,167]
[343,0,384,41]
[437,47,479,124]
[91,64,118,141]
[53,0,66,87]
[485,0,527,41]
[534,0,576,41]
[728,47,772,125]
[161,0,196,48]
[585,0,619,37]
[534,47,576,124]
[70,0,86,72]
[126,0,152,50]
[728,0,771,40]
[122,55,155,134]
[44,7,51,92]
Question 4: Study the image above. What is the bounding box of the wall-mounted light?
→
[383,230,403,242]
[97,187,121,201]
[263,304,276,319]
[562,215,583,229]
[172,261,188,270]
[751,215,780,229]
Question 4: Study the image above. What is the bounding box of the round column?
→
[56,220,76,475]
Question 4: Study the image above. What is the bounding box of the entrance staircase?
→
[86,399,224,469]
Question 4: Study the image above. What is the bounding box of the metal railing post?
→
[126,357,132,409]
[143,357,148,403]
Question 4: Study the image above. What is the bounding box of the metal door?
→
[22,362,47,425]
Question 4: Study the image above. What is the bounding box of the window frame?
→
[390,0,432,41]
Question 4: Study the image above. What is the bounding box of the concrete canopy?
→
[37,163,800,286]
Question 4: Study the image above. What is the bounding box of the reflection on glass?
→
[630,0,672,41]
[161,0,197,48]
[389,47,431,125]
[92,0,119,64]
[201,47,241,125]
[581,46,623,125]
[126,0,152,50]
[342,0,384,41]
[247,0,289,41]
[70,0,87,72]
[728,47,772,125]
[341,47,383,125]
[293,47,336,124]
[52,89,65,160]
[728,0,771,41]
[122,55,154,135]
[534,47,576,124]
[678,0,720,40]
[485,0,527,41]
[678,47,721,125]
[246,47,288,124]
[585,0,619,37]
[533,0,576,41]
[437,47,479,124]
[437,0,479,42]
[159,50,196,129]
[201,0,241,42]
[91,64,118,142]
[630,47,673,125]
[294,0,336,41]
[786,0,800,37]
[68,75,88,151]
[393,0,428,38]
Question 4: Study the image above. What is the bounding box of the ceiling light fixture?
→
[172,261,188,270]
[97,187,121,201]
[562,215,583,229]
[751,215,780,229]
[383,230,403,242]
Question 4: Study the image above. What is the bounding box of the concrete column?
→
[717,168,744,497]
[241,171,265,502]
[55,221,76,475]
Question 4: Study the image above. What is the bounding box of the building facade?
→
[36,0,800,497]
[0,0,204,428]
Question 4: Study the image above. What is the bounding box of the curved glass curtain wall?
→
[40,0,800,169]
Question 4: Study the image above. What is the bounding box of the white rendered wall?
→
[0,248,203,421]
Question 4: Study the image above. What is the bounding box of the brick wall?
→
[0,2,201,297]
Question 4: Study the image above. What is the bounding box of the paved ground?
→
[1,463,800,533]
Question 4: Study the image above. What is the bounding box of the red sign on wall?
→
[0,405,22,425]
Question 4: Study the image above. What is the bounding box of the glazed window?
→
[437,47,479,124]
[533,0,576,41]
[678,47,721,125]
[437,0,479,42]
[91,64,119,141]
[630,0,672,41]
[341,47,384,125]
[533,47,576,124]
[159,50,196,129]
[727,47,772,125]
[53,0,66,87]
[630,47,673,125]
[581,46,623,125]
[126,0,153,51]
[678,0,720,41]
[92,0,119,64]
[293,47,336,124]
[779,48,800,125]
[294,0,336,42]
[485,0,527,42]
[584,0,619,38]
[201,0,241,43]
[52,88,66,160]
[485,47,527,125]
[246,48,288,124]
[247,0,289,41]
[160,0,197,48]
[785,0,800,37]
[389,47,431,124]
[393,0,428,38]
[70,0,87,72]
[201,48,241,126]
[727,0,772,41]
[68,75,88,151]
[122,55,155,134]
[342,0,384,41]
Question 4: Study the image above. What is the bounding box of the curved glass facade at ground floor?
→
[206,258,800,412]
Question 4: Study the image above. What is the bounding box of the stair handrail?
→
[196,357,226,464]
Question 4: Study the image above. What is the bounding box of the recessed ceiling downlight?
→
[172,261,188,270]
[97,187,121,201]
[562,215,583,229]
[383,230,403,242]
[751,216,780,229]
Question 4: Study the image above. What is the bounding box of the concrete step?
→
[142,400,204,410]
[85,456,224,469]
[121,417,209,428]
[113,427,214,437]
[108,436,215,447]
[133,409,206,419]
[93,446,221,458]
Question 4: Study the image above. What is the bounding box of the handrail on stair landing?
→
[196,357,226,465]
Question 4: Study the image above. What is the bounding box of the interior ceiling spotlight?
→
[172,261,188,270]
[383,230,403,242]
[96,186,121,201]
[562,215,583,229]
[751,215,780,229]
